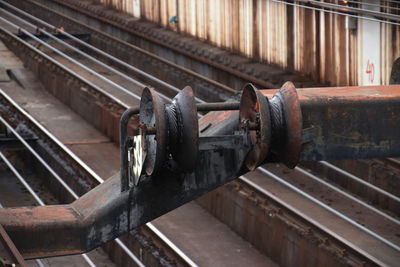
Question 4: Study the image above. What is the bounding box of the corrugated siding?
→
[92,0,399,86]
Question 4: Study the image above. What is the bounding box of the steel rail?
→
[20,0,278,89]
[0,9,197,266]
[0,16,145,102]
[236,176,386,266]
[319,161,400,203]
[1,7,207,120]
[0,116,79,199]
[271,0,400,26]
[0,8,144,92]
[0,109,146,267]
[295,166,400,225]
[0,0,236,96]
[0,1,207,103]
[258,167,400,252]
[0,152,96,267]
[0,23,130,109]
[0,9,203,104]
[0,91,197,267]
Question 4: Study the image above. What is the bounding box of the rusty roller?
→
[125,82,302,187]
[132,86,199,185]
[238,82,302,170]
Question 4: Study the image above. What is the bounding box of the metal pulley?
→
[237,82,302,170]
[129,86,199,185]
[122,82,302,189]
[239,84,271,170]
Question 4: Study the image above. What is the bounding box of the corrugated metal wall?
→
[93,0,399,86]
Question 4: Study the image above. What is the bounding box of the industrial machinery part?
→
[121,82,302,190]
[1,82,400,258]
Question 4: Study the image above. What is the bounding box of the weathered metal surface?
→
[2,82,400,259]
[239,83,271,170]
[0,139,250,258]
[82,0,400,86]
[268,81,302,168]
[138,87,167,178]
[262,85,400,160]
[16,32,90,42]
[0,224,27,267]
[167,86,199,172]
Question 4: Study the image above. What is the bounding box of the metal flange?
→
[166,86,199,171]
[269,81,302,168]
[139,87,167,176]
[239,83,271,170]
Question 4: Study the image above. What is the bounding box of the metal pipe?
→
[119,107,140,192]
[196,102,240,111]
[0,152,96,266]
[0,113,146,265]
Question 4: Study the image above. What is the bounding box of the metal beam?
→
[261,85,400,161]
[0,84,399,258]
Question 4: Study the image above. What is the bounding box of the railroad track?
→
[0,83,196,266]
[0,1,399,266]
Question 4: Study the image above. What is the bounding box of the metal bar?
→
[0,116,79,198]
[120,107,139,192]
[237,176,386,266]
[294,166,400,225]
[262,85,400,160]
[1,0,233,98]
[257,167,400,252]
[0,153,96,266]
[0,116,145,265]
[0,15,143,102]
[0,91,193,266]
[24,0,277,89]
[16,32,90,41]
[0,23,130,109]
[196,102,240,111]
[319,161,400,203]
[0,140,250,257]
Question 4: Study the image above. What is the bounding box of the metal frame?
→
[1,84,400,258]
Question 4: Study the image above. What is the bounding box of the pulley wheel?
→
[239,84,271,170]
[139,87,167,176]
[171,86,199,171]
[276,81,302,168]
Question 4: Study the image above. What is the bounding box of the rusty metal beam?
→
[261,85,400,161]
[0,84,399,259]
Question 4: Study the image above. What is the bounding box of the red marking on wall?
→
[366,60,375,83]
